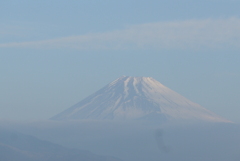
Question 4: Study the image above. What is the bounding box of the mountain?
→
[51,76,230,122]
[0,128,122,161]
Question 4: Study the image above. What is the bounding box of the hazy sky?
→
[1,0,240,122]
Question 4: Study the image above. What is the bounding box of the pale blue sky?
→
[0,0,240,122]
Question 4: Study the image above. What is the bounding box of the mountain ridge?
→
[0,128,122,161]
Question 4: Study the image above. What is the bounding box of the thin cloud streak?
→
[1,18,240,50]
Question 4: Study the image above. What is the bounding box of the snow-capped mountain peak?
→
[51,76,231,123]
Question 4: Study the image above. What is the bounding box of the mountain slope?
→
[0,128,122,161]
[51,76,230,122]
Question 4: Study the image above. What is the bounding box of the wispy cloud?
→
[1,18,240,50]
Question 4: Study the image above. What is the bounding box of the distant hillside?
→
[0,128,122,161]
